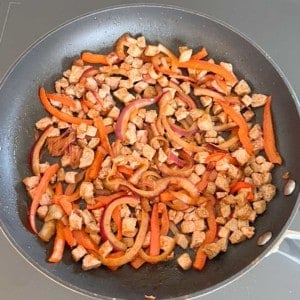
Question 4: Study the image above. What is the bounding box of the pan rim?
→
[0,3,299,300]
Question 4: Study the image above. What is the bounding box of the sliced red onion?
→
[115,92,165,140]
[101,196,140,251]
[79,66,98,82]
[167,151,185,168]
[168,119,198,137]
[169,80,196,109]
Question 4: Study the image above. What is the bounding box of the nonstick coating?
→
[0,4,299,300]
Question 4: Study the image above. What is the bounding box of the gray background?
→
[0,0,299,299]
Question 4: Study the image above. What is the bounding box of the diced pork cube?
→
[232,147,250,166]
[79,147,95,168]
[37,205,49,219]
[72,245,87,262]
[122,217,138,237]
[253,200,267,214]
[259,184,276,202]
[190,231,205,248]
[229,230,245,244]
[98,240,113,258]
[234,79,251,96]
[203,242,221,259]
[197,113,214,131]
[69,211,83,231]
[217,237,228,252]
[251,94,267,107]
[23,176,40,190]
[176,233,189,249]
[142,144,156,160]
[64,171,78,184]
[241,226,255,239]
[177,253,192,270]
[215,174,230,192]
[82,254,101,271]
[80,181,94,199]
[180,220,195,234]
[35,117,53,130]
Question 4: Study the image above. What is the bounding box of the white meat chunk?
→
[251,94,267,107]
[69,65,85,84]
[35,117,53,131]
[203,243,221,259]
[37,205,49,219]
[232,147,250,166]
[177,253,192,270]
[23,176,40,190]
[218,226,230,239]
[98,240,113,258]
[229,230,245,244]
[180,220,195,234]
[72,245,87,262]
[176,233,189,249]
[259,184,276,202]
[64,171,78,184]
[234,79,251,96]
[142,144,156,160]
[82,254,102,271]
[190,231,205,248]
[80,181,94,200]
[79,147,95,168]
[122,217,138,237]
[253,200,267,214]
[217,237,228,252]
[44,204,64,222]
[215,174,230,192]
[197,113,214,131]
[241,226,255,239]
[69,211,83,231]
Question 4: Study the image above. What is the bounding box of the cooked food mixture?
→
[23,33,282,271]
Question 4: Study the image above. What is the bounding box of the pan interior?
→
[0,5,299,300]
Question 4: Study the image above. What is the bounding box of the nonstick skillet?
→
[0,4,299,300]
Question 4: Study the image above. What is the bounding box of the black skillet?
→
[0,4,299,300]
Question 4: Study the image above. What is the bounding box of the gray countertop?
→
[0,0,299,299]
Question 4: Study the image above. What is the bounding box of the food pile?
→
[23,33,282,271]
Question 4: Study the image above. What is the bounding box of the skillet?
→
[0,4,299,300]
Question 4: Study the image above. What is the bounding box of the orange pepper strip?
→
[215,99,253,155]
[193,200,217,270]
[62,226,77,247]
[94,116,112,155]
[117,165,134,176]
[48,221,65,263]
[81,52,108,65]
[72,229,99,253]
[230,181,254,201]
[29,163,59,233]
[106,251,126,271]
[159,191,176,203]
[149,203,160,256]
[112,207,122,241]
[53,190,80,203]
[205,152,227,163]
[87,191,126,210]
[39,87,93,125]
[263,96,282,164]
[158,202,170,236]
[130,255,146,269]
[59,198,73,216]
[86,146,107,181]
[177,60,238,85]
[191,47,208,60]
[196,170,211,193]
[46,92,76,109]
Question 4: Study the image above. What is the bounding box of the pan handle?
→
[266,230,300,264]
